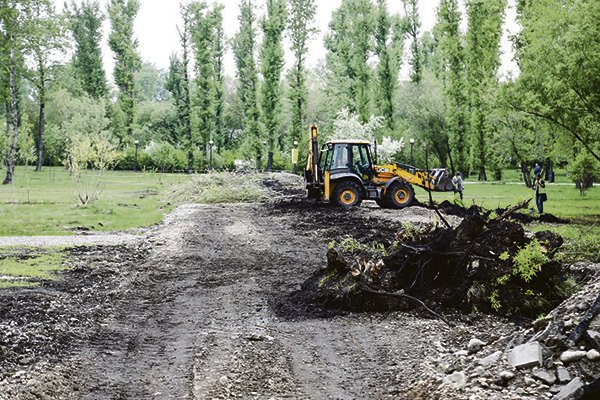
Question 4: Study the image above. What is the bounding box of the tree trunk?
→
[4,102,9,170]
[182,35,193,174]
[446,140,455,175]
[3,41,19,185]
[520,162,532,188]
[267,151,273,172]
[128,82,134,137]
[36,101,45,172]
[478,166,487,181]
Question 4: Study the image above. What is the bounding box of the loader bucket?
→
[429,168,456,192]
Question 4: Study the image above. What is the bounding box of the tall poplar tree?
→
[436,0,468,175]
[402,0,422,84]
[465,0,506,180]
[287,0,316,145]
[374,0,403,133]
[108,0,141,139]
[260,0,287,171]
[69,0,107,99]
[26,1,68,171]
[165,3,193,171]
[212,5,225,154]
[233,0,261,167]
[189,1,218,169]
[2,0,40,184]
[325,0,375,123]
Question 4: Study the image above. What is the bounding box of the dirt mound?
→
[300,211,571,319]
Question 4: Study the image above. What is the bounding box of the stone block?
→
[508,341,543,369]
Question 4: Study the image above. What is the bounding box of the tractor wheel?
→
[386,181,415,208]
[332,181,363,209]
[376,198,391,209]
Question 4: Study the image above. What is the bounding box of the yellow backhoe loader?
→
[304,125,456,209]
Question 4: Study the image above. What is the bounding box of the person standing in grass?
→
[453,172,464,201]
[533,174,546,213]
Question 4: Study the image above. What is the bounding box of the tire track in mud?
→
[65,203,450,399]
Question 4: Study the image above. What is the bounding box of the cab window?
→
[320,145,332,171]
[331,144,349,169]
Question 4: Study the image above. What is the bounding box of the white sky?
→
[53,0,518,82]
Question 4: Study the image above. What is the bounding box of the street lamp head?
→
[409,138,415,144]
[209,139,214,146]
[293,141,298,147]
[134,140,139,145]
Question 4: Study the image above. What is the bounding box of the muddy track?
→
[3,199,516,399]
[65,203,454,399]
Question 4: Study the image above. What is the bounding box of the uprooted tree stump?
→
[301,209,570,319]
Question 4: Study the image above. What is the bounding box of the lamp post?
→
[409,138,414,166]
[209,139,214,171]
[292,140,298,174]
[134,140,139,172]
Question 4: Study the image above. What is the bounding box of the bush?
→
[570,152,599,195]
[147,142,186,172]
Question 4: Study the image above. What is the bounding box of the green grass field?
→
[1,166,598,237]
[0,166,193,236]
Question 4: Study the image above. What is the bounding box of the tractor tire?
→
[386,181,414,209]
[375,198,391,209]
[332,181,363,209]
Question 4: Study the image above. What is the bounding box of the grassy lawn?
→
[0,166,597,237]
[0,246,66,288]
[0,166,193,236]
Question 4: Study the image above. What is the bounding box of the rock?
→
[219,376,229,385]
[524,376,537,386]
[551,377,585,400]
[550,386,563,394]
[508,341,543,369]
[444,371,467,387]
[478,351,502,367]
[444,364,459,374]
[559,350,587,364]
[454,350,468,357]
[499,371,515,382]
[587,349,600,361]
[533,369,557,385]
[556,368,571,383]
[468,338,486,354]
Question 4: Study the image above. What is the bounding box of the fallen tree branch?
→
[565,291,600,348]
[493,198,532,222]
[360,287,453,327]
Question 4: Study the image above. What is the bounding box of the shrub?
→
[570,152,599,195]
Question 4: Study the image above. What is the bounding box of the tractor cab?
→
[320,140,374,185]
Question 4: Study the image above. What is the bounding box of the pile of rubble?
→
[411,266,600,399]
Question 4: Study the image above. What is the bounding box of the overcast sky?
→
[53,0,518,82]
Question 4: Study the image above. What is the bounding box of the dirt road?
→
[5,186,533,400]
[69,202,457,399]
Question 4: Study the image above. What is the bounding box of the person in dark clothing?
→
[452,172,463,201]
[534,163,541,177]
[533,174,546,213]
